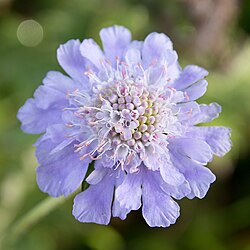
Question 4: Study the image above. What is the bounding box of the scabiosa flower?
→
[17,25,231,227]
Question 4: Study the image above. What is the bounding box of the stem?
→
[0,194,74,249]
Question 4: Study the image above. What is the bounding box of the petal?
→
[116,172,142,211]
[186,164,216,199]
[17,71,83,135]
[159,156,185,186]
[169,149,216,199]
[112,171,131,220]
[17,98,62,134]
[34,130,56,163]
[112,197,130,220]
[169,137,213,164]
[146,65,164,86]
[17,71,86,134]
[149,170,191,200]
[40,123,71,144]
[33,85,65,110]
[163,181,191,200]
[36,142,90,197]
[128,40,143,51]
[172,90,186,103]
[57,39,88,84]
[178,102,222,126]
[142,39,181,85]
[142,144,185,186]
[124,48,141,66]
[161,50,181,79]
[80,39,105,69]
[162,50,178,66]
[43,71,83,93]
[191,103,222,125]
[142,32,173,67]
[166,58,182,83]
[176,101,200,122]
[72,168,115,225]
[142,169,180,227]
[171,65,208,90]
[100,25,131,65]
[125,152,142,173]
[186,126,232,157]
[35,71,90,110]
[86,167,108,185]
[184,79,208,101]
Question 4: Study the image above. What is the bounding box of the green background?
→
[0,0,250,249]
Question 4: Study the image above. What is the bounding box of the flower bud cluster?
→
[89,81,164,150]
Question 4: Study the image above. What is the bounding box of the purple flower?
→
[17,25,232,227]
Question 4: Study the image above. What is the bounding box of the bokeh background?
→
[0,0,250,249]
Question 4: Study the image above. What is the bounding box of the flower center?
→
[88,81,164,149]
[66,60,181,170]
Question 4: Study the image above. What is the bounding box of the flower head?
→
[17,25,231,227]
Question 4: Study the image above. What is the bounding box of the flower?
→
[17,25,232,227]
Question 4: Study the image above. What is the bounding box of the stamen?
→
[84,71,102,84]
[67,69,181,172]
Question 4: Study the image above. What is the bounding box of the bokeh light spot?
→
[17,20,43,47]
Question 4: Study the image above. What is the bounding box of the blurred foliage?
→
[0,0,250,249]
